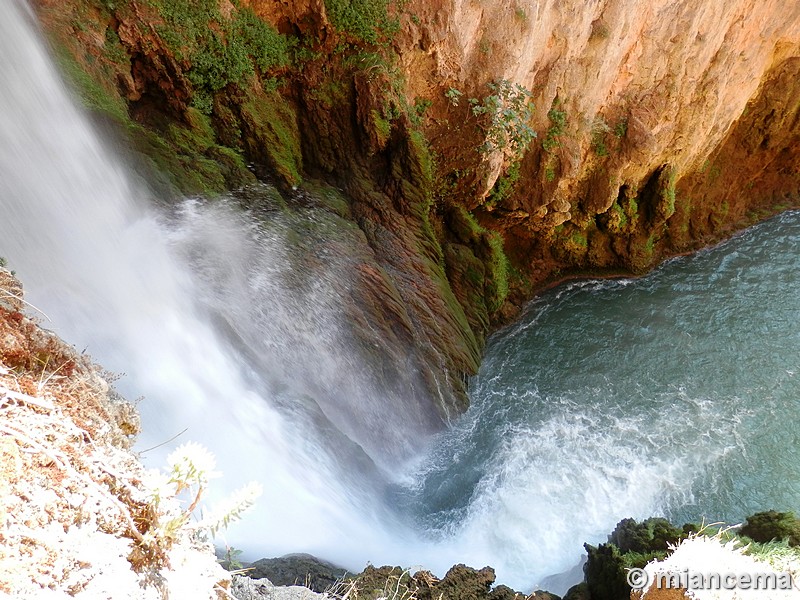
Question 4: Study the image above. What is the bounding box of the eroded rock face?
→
[398,0,800,280]
[397,0,800,283]
[30,0,800,423]
[400,0,800,189]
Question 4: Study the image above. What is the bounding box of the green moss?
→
[301,181,352,219]
[571,231,588,248]
[240,90,303,186]
[408,129,434,191]
[486,231,509,310]
[371,109,392,146]
[659,166,677,220]
[612,202,628,229]
[53,44,128,122]
[447,207,509,311]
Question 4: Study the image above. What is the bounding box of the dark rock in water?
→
[739,510,800,546]
[245,554,349,592]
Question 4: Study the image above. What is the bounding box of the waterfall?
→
[0,0,411,566]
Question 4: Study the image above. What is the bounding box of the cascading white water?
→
[0,0,411,566]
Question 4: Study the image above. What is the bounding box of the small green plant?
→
[413,97,432,117]
[543,101,567,152]
[514,6,528,22]
[219,545,245,571]
[613,119,627,138]
[469,79,535,157]
[445,87,463,106]
[591,116,610,156]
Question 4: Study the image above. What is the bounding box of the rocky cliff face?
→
[398,0,800,284]
[31,0,800,421]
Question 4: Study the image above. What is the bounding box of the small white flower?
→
[141,468,174,503]
[167,442,220,487]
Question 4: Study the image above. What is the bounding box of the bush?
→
[151,0,292,113]
[469,79,535,157]
[323,0,398,44]
[543,102,567,152]
[610,517,685,553]
[740,511,800,546]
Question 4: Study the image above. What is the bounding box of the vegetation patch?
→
[239,91,303,187]
[148,0,293,114]
[323,0,399,45]
[591,116,611,157]
[543,100,567,152]
[469,79,536,157]
[657,166,678,220]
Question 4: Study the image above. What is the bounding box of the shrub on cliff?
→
[584,517,690,600]
[323,0,399,45]
[739,510,800,547]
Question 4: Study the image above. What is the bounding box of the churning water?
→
[2,0,799,594]
[395,210,800,589]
